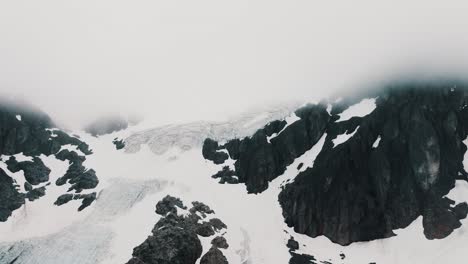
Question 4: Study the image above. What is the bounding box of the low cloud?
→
[1,1,468,128]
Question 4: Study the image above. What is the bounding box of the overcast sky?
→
[1,1,468,128]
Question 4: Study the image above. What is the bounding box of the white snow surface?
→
[332,126,359,148]
[1,110,468,264]
[124,103,300,155]
[336,98,377,122]
[373,136,381,148]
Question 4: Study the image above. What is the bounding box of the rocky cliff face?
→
[204,82,468,246]
[203,104,330,193]
[0,100,99,221]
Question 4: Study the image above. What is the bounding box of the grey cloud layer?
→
[1,1,468,128]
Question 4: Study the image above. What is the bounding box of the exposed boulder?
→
[200,247,228,264]
[113,138,125,150]
[211,236,229,249]
[286,237,299,251]
[56,160,98,193]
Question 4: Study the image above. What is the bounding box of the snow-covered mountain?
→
[1,81,468,264]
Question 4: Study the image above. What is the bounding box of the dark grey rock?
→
[54,192,97,211]
[24,182,32,192]
[127,225,202,264]
[155,195,186,215]
[202,138,229,165]
[289,252,317,264]
[209,218,227,231]
[204,104,330,193]
[0,168,25,221]
[113,138,125,150]
[211,166,238,184]
[190,201,214,217]
[127,196,228,264]
[56,160,98,193]
[211,236,229,249]
[6,156,51,185]
[26,186,46,201]
[54,194,74,206]
[287,237,299,251]
[200,247,228,264]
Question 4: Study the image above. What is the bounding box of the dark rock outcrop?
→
[56,160,98,193]
[127,195,228,264]
[200,247,228,264]
[289,253,318,264]
[202,138,229,165]
[211,236,229,249]
[211,166,238,184]
[286,237,299,251]
[204,104,330,193]
[54,192,97,211]
[25,186,46,201]
[6,156,50,185]
[203,82,468,246]
[279,83,468,245]
[113,138,125,150]
[0,99,99,221]
[0,168,25,221]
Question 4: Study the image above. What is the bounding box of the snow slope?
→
[1,105,468,264]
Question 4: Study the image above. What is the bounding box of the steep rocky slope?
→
[3,83,468,264]
[204,82,468,246]
[0,99,99,221]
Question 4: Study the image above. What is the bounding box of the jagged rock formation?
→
[280,84,468,245]
[84,115,128,136]
[203,104,330,193]
[5,156,51,185]
[286,236,318,264]
[204,82,468,245]
[0,168,24,221]
[54,192,97,211]
[199,247,228,264]
[0,99,99,221]
[126,195,228,264]
[113,138,125,150]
